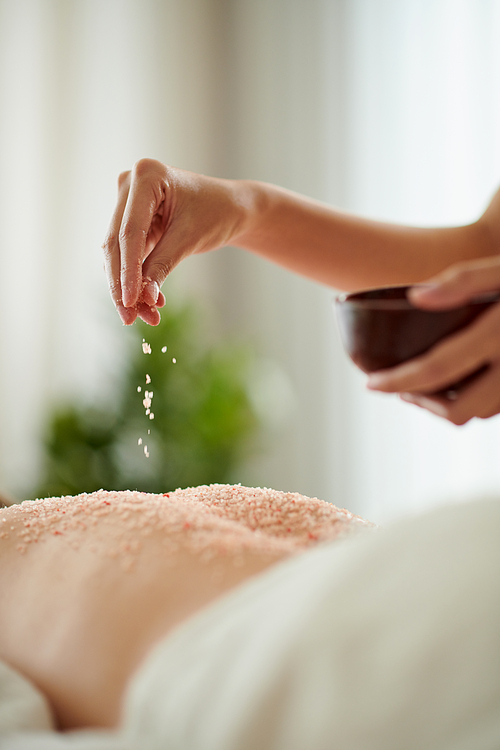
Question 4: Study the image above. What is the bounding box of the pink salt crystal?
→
[149,413,154,420]
[142,342,152,355]
[172,358,176,364]
[146,374,151,384]
[6,485,373,564]
[137,386,142,393]
[161,346,167,353]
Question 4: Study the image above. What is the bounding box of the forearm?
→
[232,180,497,290]
[105,161,500,325]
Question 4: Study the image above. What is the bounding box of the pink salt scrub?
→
[0,485,373,568]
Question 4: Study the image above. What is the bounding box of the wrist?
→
[228,179,273,249]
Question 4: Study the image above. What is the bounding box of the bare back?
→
[0,486,370,730]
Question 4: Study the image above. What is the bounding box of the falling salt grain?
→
[161,346,167,353]
[138,438,142,445]
[149,413,154,420]
[142,342,152,354]
[146,374,151,384]
[172,358,176,364]
[137,386,142,393]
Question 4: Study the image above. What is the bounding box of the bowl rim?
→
[335,285,500,310]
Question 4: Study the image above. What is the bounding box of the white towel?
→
[0,661,53,733]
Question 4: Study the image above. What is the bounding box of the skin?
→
[103,159,500,425]
[0,502,289,730]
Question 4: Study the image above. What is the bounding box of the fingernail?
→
[367,374,385,389]
[117,303,136,326]
[410,284,461,305]
[423,400,448,418]
[122,286,137,309]
[400,392,414,402]
[143,279,159,306]
[409,284,441,300]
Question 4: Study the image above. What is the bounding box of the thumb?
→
[141,225,193,291]
[409,256,500,309]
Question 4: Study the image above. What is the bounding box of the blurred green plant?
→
[33,300,259,498]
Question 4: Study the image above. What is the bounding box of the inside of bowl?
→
[346,286,410,302]
[337,286,414,309]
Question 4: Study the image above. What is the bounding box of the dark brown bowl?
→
[335,285,500,394]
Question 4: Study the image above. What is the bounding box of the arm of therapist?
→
[103,158,500,423]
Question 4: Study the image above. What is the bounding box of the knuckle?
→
[117,170,130,189]
[447,408,469,426]
[149,259,173,283]
[480,408,498,420]
[108,279,122,299]
[477,399,500,420]
[101,234,115,254]
[118,221,147,245]
[133,157,158,179]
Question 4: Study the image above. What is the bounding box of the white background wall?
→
[343,0,500,521]
[1,0,500,523]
